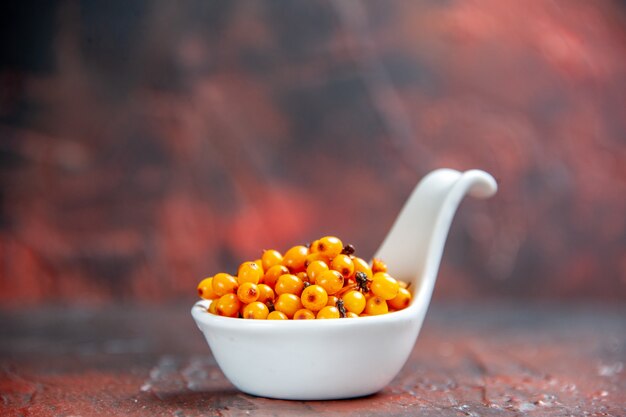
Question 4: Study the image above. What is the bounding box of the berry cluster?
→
[197,236,412,320]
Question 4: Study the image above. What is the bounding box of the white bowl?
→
[191,169,497,400]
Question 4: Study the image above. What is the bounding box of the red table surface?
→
[1,302,624,416]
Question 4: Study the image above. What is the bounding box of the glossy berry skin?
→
[364,295,388,316]
[212,273,238,296]
[316,305,340,319]
[326,295,339,307]
[275,274,305,296]
[331,254,355,279]
[256,284,275,303]
[263,265,289,288]
[301,284,329,311]
[237,262,263,285]
[242,301,269,319]
[296,271,310,284]
[341,290,366,315]
[267,310,288,320]
[293,308,316,320]
[306,260,329,284]
[215,293,241,317]
[274,293,303,318]
[261,249,283,271]
[352,257,373,280]
[316,270,344,295]
[197,277,218,299]
[371,258,388,274]
[370,272,400,300]
[388,287,412,310]
[208,300,218,314]
[282,245,309,273]
[345,311,359,318]
[314,236,343,258]
[237,282,259,304]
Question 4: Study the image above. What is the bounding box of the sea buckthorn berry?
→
[237,282,259,304]
[212,273,238,296]
[316,305,340,319]
[371,258,387,273]
[208,300,218,314]
[242,301,269,319]
[370,272,400,300]
[257,284,275,303]
[327,295,339,307]
[215,293,241,317]
[197,277,218,299]
[274,293,303,318]
[352,257,373,280]
[301,285,329,311]
[237,262,263,285]
[267,310,288,320]
[261,249,283,271]
[331,254,355,279]
[364,295,388,316]
[293,308,316,320]
[253,259,264,274]
[304,252,330,268]
[306,260,329,284]
[314,236,343,258]
[342,290,366,315]
[316,270,344,295]
[346,311,359,318]
[388,287,412,310]
[263,265,289,288]
[275,274,305,296]
[282,245,309,273]
[296,271,310,284]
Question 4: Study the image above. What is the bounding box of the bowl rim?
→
[191,298,418,332]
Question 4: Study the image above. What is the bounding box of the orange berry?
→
[282,245,309,273]
[370,272,399,300]
[296,271,310,284]
[242,301,269,319]
[267,311,288,320]
[197,277,218,299]
[208,300,218,314]
[316,270,344,295]
[253,259,264,275]
[275,274,305,296]
[237,282,259,304]
[263,265,289,288]
[212,273,238,296]
[261,249,283,271]
[256,284,275,303]
[327,295,339,307]
[352,257,373,280]
[341,290,366,315]
[304,252,329,268]
[388,287,412,310]
[364,295,388,315]
[306,260,329,284]
[314,236,343,258]
[301,284,329,311]
[316,305,340,319]
[345,311,359,318]
[215,293,241,317]
[293,308,316,320]
[237,261,263,285]
[331,254,355,279]
[274,293,303,318]
[371,258,387,273]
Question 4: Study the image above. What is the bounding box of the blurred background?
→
[1,0,625,307]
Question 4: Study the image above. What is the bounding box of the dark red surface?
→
[1,1,625,306]
[1,303,625,416]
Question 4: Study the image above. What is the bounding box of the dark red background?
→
[1,0,625,307]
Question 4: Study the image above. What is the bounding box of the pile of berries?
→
[197,236,412,320]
